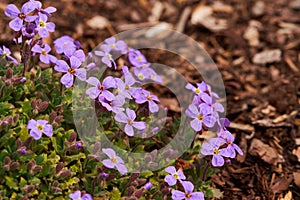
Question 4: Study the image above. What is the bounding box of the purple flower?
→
[54,57,86,88]
[26,119,53,140]
[133,67,162,83]
[201,138,230,167]
[185,81,208,96]
[69,191,92,200]
[133,89,160,113]
[128,49,148,67]
[217,130,243,158]
[32,43,57,64]
[65,49,85,62]
[5,2,38,31]
[0,46,18,64]
[164,166,186,186]
[95,46,116,69]
[114,108,146,136]
[36,13,55,38]
[29,0,57,18]
[102,148,127,175]
[21,23,37,39]
[114,78,135,100]
[99,95,125,113]
[200,93,224,118]
[185,104,216,131]
[101,37,128,54]
[171,181,204,200]
[54,35,76,55]
[144,182,153,191]
[85,76,116,101]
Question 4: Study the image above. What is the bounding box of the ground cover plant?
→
[0,1,269,199]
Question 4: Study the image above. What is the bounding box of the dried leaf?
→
[191,5,228,32]
[86,16,108,30]
[253,49,282,64]
[271,176,293,194]
[293,172,300,187]
[249,138,283,165]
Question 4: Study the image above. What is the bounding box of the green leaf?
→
[5,176,18,190]
[111,187,121,200]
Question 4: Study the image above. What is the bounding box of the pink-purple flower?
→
[54,57,87,88]
[31,43,57,64]
[164,166,186,186]
[185,104,216,132]
[114,108,146,136]
[54,35,76,55]
[85,76,116,101]
[26,119,53,140]
[5,2,38,31]
[171,181,204,200]
[69,190,92,200]
[35,13,55,38]
[133,89,160,113]
[0,46,18,64]
[200,138,230,167]
[128,49,148,67]
[102,148,127,175]
[217,130,243,158]
[101,36,128,54]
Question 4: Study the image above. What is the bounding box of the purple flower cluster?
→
[185,81,243,167]
[26,119,53,140]
[164,166,205,200]
[4,1,57,65]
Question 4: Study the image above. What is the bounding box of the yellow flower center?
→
[68,68,76,75]
[41,50,47,56]
[173,173,179,179]
[213,148,220,155]
[110,44,116,49]
[125,84,130,90]
[138,74,144,80]
[37,124,44,131]
[128,119,133,125]
[39,20,46,28]
[111,157,117,163]
[197,114,203,120]
[106,53,112,60]
[195,88,201,94]
[98,85,105,91]
[146,95,152,101]
[18,13,26,20]
[185,193,191,198]
[137,56,143,61]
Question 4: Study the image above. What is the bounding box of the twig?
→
[176,7,192,33]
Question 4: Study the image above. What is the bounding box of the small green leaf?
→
[111,187,121,200]
[5,176,18,190]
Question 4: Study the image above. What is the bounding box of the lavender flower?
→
[26,119,53,140]
[133,89,160,113]
[5,2,38,31]
[0,46,18,64]
[95,46,116,69]
[32,43,57,64]
[185,81,208,96]
[217,130,243,158]
[99,95,125,113]
[201,138,230,167]
[101,37,128,54]
[29,0,57,18]
[171,181,204,200]
[133,67,162,83]
[54,35,76,55]
[128,49,148,67]
[114,108,146,136]
[69,190,92,200]
[54,57,86,88]
[85,76,116,101]
[21,23,37,39]
[65,49,85,63]
[36,13,55,38]
[199,93,224,118]
[185,104,216,131]
[102,148,127,175]
[164,166,186,186]
[144,182,153,191]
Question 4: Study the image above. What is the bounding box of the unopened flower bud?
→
[4,156,11,165]
[129,172,140,182]
[68,132,77,142]
[127,186,135,196]
[75,142,82,149]
[10,161,20,170]
[144,182,153,191]
[101,172,108,178]
[6,68,13,79]
[92,141,101,154]
[56,162,64,173]
[23,185,35,193]
[134,188,144,198]
[19,147,26,155]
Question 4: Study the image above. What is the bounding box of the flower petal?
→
[85,87,100,99]
[60,73,74,88]
[9,18,23,31]
[5,4,20,18]
[43,124,53,137]
[124,124,134,136]
[116,163,128,175]
[86,77,100,86]
[190,118,202,132]
[54,60,69,72]
[102,148,116,158]
[114,112,128,123]
[181,181,194,194]
[171,190,185,200]
[132,121,146,130]
[75,68,86,81]
[164,175,177,186]
[30,129,42,140]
